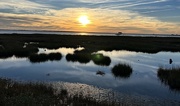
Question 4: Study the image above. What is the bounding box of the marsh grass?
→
[29,53,49,63]
[112,63,133,78]
[66,53,91,64]
[29,53,62,63]
[1,34,180,60]
[66,53,111,66]
[0,78,119,106]
[0,78,59,105]
[0,47,38,59]
[48,53,62,61]
[157,67,180,91]
[0,50,13,59]
[91,53,111,66]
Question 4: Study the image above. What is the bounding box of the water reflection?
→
[1,48,180,101]
[0,56,28,69]
[111,63,133,78]
[38,47,84,55]
[157,67,180,91]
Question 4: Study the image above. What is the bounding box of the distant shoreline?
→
[0,29,179,37]
[0,29,115,35]
[1,34,180,55]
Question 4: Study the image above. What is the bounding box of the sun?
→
[78,15,90,26]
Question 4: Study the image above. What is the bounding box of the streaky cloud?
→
[99,0,169,9]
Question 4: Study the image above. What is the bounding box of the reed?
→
[157,67,180,91]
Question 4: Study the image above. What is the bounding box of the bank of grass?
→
[0,78,117,106]
[157,67,180,91]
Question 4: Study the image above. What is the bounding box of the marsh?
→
[0,34,180,105]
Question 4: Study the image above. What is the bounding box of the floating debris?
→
[96,70,105,76]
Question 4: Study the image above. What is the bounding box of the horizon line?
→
[0,29,178,35]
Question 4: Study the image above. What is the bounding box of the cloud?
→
[0,0,51,14]
[90,0,169,9]
[1,7,179,34]
[0,0,179,34]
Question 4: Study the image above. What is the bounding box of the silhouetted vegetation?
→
[66,53,111,66]
[29,53,62,63]
[29,54,49,63]
[48,53,62,61]
[66,53,91,64]
[91,53,111,66]
[0,78,59,105]
[0,50,13,59]
[112,63,133,78]
[0,46,38,59]
[157,67,180,91]
[0,78,120,106]
[1,34,180,60]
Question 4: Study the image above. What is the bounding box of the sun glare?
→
[78,15,90,26]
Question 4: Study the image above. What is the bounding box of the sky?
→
[0,0,180,34]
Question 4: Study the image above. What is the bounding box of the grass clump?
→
[66,53,91,64]
[112,63,133,78]
[66,53,111,66]
[29,53,49,63]
[157,67,180,91]
[91,53,111,66]
[29,53,62,63]
[48,53,62,61]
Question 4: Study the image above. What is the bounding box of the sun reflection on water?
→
[38,47,85,55]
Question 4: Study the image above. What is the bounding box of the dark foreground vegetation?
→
[1,34,180,60]
[0,78,118,106]
[157,67,180,91]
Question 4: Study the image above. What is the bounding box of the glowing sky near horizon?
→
[0,0,179,34]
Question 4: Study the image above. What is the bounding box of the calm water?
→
[0,47,180,102]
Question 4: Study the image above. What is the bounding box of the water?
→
[0,47,180,102]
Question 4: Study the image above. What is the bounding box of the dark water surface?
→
[0,47,180,102]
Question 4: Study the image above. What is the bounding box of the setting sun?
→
[78,15,90,26]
